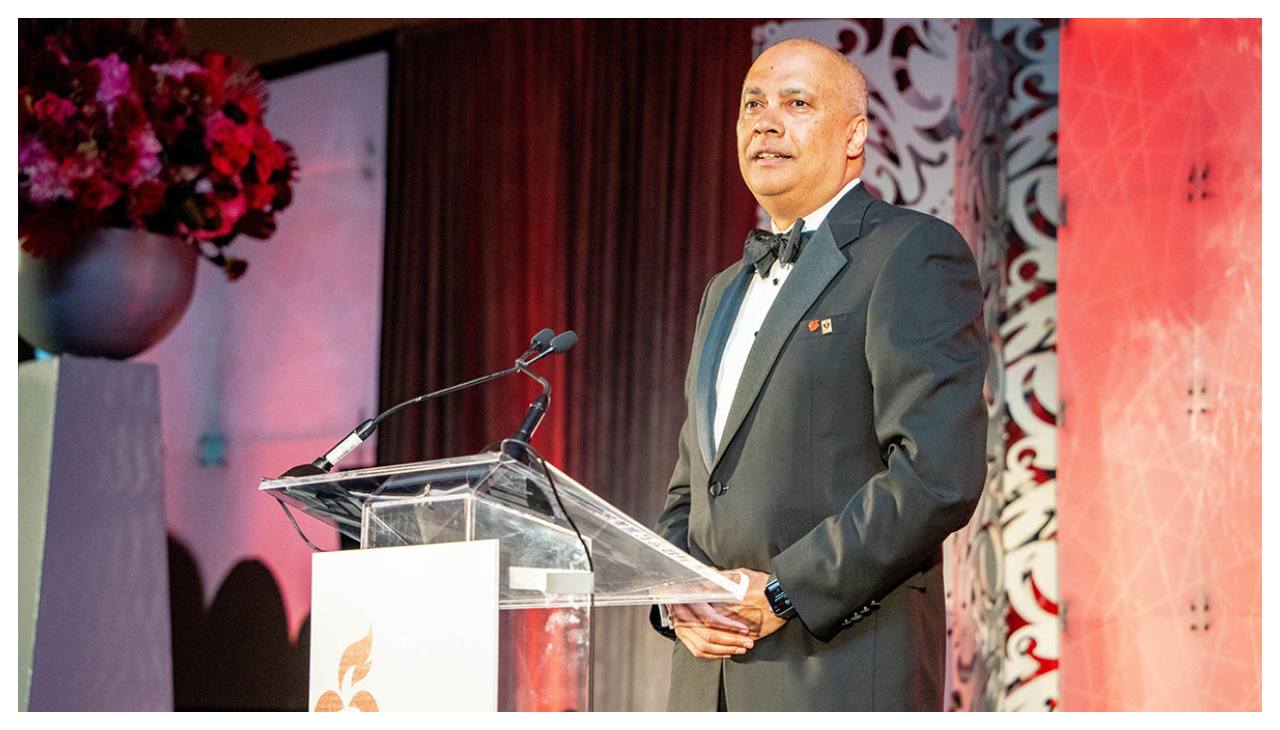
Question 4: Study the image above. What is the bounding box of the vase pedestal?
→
[18,356,173,711]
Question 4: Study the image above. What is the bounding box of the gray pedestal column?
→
[19,356,173,711]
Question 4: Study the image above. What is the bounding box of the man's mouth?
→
[754,152,791,160]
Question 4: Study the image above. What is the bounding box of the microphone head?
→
[529,328,555,352]
[279,463,327,478]
[550,330,578,354]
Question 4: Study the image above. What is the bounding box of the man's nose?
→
[752,105,783,135]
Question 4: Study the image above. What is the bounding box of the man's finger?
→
[675,626,753,658]
[688,602,751,633]
[668,601,750,633]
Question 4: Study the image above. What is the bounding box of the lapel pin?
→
[821,318,833,334]
[808,320,820,332]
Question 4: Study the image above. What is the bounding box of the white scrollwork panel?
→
[1006,354,1059,437]
[1000,297,1059,364]
[948,18,1061,713]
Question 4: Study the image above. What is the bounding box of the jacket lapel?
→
[711,224,847,471]
[695,266,753,471]
[702,184,877,474]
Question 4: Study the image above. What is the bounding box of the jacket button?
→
[709,481,726,497]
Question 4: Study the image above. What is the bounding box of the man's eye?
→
[745,100,761,109]
[792,100,808,107]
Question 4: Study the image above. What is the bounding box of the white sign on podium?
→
[310,540,499,711]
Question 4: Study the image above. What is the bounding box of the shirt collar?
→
[771,178,862,235]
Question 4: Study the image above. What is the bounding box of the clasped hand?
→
[668,568,788,659]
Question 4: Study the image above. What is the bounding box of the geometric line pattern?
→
[1056,18,1261,711]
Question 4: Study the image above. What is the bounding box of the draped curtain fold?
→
[379,18,758,710]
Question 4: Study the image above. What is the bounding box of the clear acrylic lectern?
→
[260,450,743,711]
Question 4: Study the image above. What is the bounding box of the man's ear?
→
[846,115,868,159]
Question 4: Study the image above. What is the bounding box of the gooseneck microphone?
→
[521,327,556,362]
[278,328,576,478]
[509,393,550,447]
[503,331,577,459]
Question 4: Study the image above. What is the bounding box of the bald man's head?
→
[755,39,868,118]
[736,38,870,229]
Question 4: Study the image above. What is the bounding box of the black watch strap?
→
[764,575,796,619]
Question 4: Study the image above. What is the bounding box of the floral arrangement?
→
[18,19,297,279]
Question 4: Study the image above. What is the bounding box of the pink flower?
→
[19,19,297,277]
[215,193,247,233]
[19,139,74,204]
[90,53,132,108]
[129,126,163,183]
[19,136,48,167]
[150,58,205,81]
[189,190,247,240]
[19,150,73,202]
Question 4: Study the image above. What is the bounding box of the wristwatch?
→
[763,575,796,620]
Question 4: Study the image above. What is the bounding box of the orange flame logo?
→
[314,626,380,712]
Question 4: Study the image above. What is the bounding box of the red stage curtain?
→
[379,18,759,710]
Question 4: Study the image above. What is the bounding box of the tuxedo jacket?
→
[654,183,987,711]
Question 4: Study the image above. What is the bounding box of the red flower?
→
[250,125,286,181]
[33,92,76,124]
[103,135,140,176]
[270,179,293,210]
[19,19,296,279]
[142,19,184,62]
[245,182,276,210]
[70,176,121,211]
[112,95,146,135]
[205,113,253,176]
[186,71,222,110]
[75,62,103,101]
[224,256,248,280]
[128,180,167,221]
[201,51,231,87]
[232,91,262,122]
[234,208,277,239]
[214,192,248,234]
[43,120,85,160]
[20,207,81,258]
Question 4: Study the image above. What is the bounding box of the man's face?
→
[736,43,866,226]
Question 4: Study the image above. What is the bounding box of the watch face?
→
[765,579,793,617]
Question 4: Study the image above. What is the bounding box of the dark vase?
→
[18,227,198,359]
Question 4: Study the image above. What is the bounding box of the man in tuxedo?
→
[652,38,987,711]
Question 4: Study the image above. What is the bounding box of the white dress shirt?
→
[712,178,862,452]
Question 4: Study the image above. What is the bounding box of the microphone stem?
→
[373,365,520,428]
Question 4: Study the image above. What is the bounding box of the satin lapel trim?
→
[712,225,848,471]
[695,266,754,471]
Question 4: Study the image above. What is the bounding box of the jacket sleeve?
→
[653,278,715,554]
[771,217,988,641]
[650,279,716,639]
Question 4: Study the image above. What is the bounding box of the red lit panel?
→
[1056,18,1260,711]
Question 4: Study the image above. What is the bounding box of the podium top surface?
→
[261,451,745,608]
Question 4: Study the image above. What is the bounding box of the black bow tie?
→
[743,219,806,278]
